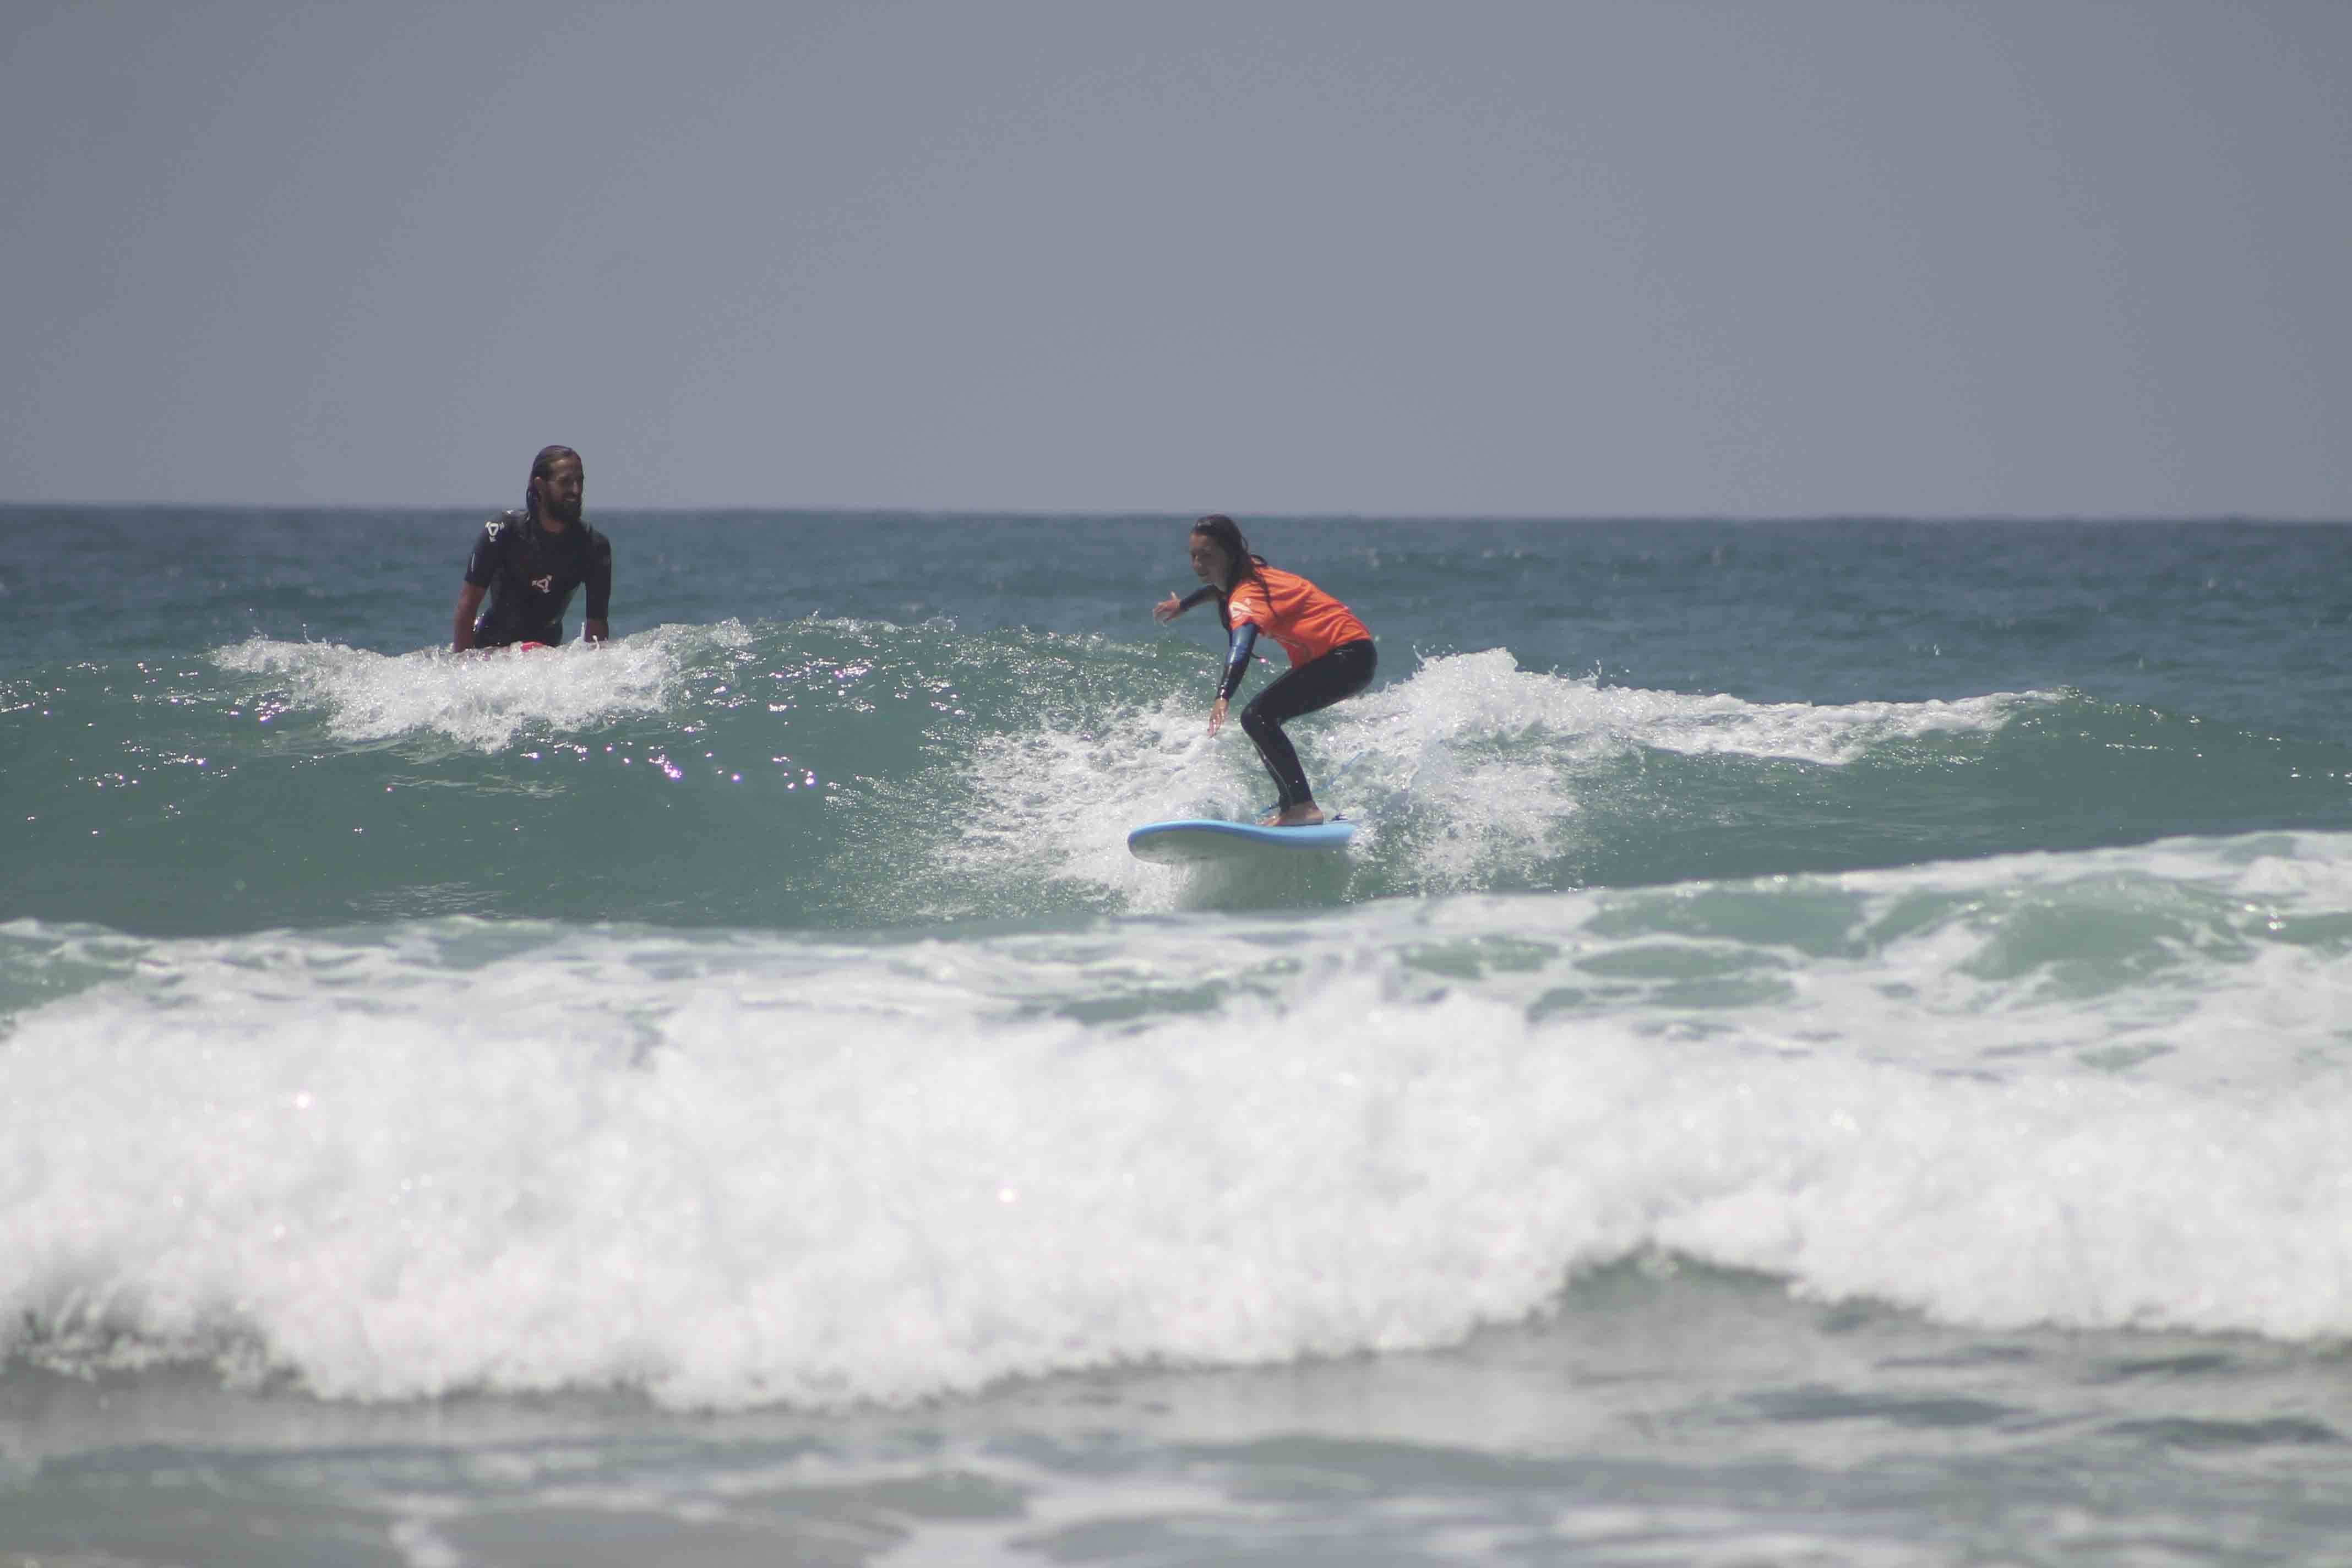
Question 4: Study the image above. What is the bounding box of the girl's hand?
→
[1153,593,1184,624]
[1207,696,1228,736]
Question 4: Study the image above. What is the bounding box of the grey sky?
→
[4,1,2346,516]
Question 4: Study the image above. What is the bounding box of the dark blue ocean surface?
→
[12,511,2351,728]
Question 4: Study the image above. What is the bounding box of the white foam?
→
[952,648,2053,902]
[949,689,1264,912]
[209,628,714,752]
[7,831,2352,1408]
[1324,648,2050,769]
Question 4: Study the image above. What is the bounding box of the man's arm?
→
[453,582,486,650]
[583,535,612,643]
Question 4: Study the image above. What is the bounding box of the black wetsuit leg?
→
[1240,639,1376,808]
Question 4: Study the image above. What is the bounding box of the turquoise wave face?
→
[8,612,2352,935]
[9,510,2352,935]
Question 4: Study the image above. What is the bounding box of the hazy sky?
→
[4,1,2347,516]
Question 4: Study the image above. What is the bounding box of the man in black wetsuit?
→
[451,445,613,650]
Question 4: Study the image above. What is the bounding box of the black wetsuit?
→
[1239,641,1376,807]
[1181,582,1376,809]
[463,509,612,647]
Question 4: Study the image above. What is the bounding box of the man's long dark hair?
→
[525,444,581,519]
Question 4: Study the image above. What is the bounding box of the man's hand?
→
[584,619,609,644]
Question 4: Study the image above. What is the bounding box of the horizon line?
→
[4,499,2346,526]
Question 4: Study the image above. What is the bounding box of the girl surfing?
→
[1154,515,1376,827]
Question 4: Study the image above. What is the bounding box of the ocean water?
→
[5,508,2352,1565]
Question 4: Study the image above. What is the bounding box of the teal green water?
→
[9,511,2352,932]
[7,509,2352,1564]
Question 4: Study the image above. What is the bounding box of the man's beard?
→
[542,493,582,525]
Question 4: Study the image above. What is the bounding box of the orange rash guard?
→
[1223,566,1370,667]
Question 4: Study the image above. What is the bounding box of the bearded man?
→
[451,444,613,651]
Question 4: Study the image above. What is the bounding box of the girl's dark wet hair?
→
[525,444,581,518]
[1191,514,1267,589]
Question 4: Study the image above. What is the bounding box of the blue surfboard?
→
[1126,816,1357,865]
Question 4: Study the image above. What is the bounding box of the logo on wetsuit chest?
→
[530,575,553,591]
